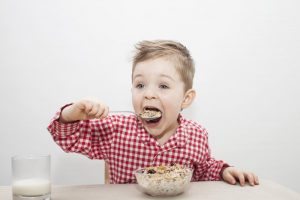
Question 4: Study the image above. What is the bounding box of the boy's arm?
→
[47,101,113,160]
[194,153,228,181]
[193,129,259,185]
[193,129,229,181]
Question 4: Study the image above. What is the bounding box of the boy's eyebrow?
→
[133,74,176,81]
[132,74,143,80]
[160,74,176,81]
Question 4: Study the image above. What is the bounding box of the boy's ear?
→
[181,89,196,109]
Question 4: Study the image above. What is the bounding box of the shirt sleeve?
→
[47,105,116,160]
[193,129,228,181]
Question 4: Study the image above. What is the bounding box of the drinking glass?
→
[12,155,51,200]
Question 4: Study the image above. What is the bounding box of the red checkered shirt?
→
[47,107,227,184]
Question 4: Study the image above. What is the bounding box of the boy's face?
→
[132,58,188,139]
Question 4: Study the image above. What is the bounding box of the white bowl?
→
[134,165,193,196]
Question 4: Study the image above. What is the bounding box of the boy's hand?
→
[59,99,109,123]
[221,167,259,186]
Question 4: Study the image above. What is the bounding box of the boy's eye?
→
[159,84,169,89]
[136,83,144,89]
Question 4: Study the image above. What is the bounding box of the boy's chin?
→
[148,131,164,140]
[144,126,162,137]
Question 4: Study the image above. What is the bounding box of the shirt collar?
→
[174,114,189,148]
[137,119,151,143]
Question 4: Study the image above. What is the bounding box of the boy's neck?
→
[155,123,179,146]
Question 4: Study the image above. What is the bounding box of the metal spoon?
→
[139,110,162,121]
[110,110,162,121]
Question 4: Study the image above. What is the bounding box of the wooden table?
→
[1,179,299,200]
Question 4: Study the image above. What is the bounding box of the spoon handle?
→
[110,111,136,114]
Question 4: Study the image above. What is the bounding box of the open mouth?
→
[140,107,162,123]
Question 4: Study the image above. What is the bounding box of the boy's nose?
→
[144,88,157,99]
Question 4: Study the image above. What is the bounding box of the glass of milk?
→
[12,155,51,200]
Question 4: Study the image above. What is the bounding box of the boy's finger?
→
[88,103,100,116]
[83,100,93,113]
[238,174,245,186]
[254,175,259,185]
[245,172,255,186]
[94,105,109,119]
[233,170,245,186]
[102,107,109,119]
[95,108,105,118]
[223,172,236,185]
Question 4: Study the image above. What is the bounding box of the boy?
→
[47,40,259,186]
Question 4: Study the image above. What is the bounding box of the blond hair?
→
[132,40,195,92]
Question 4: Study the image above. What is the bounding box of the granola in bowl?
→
[134,164,193,196]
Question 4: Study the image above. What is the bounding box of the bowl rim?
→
[134,165,194,175]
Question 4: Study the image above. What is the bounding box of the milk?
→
[12,178,51,196]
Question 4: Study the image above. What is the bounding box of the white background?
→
[0,0,299,192]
